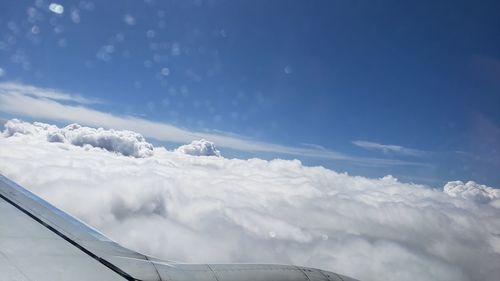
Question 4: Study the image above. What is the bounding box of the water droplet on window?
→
[71,9,81,23]
[35,0,44,8]
[58,38,68,47]
[48,3,64,14]
[54,25,64,34]
[171,42,181,56]
[104,45,115,53]
[27,7,38,22]
[146,30,156,38]
[31,26,40,34]
[115,33,125,42]
[123,14,136,26]
[158,20,166,29]
[161,67,170,76]
[122,50,131,59]
[79,1,95,11]
[7,22,18,33]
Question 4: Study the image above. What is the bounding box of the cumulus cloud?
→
[444,181,500,204]
[352,140,426,157]
[4,119,153,158]
[1,120,499,281]
[175,139,221,157]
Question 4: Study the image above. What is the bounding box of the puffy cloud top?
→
[3,119,154,158]
[1,119,500,281]
[444,181,500,203]
[176,139,221,157]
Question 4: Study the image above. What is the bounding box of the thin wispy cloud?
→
[0,82,102,105]
[352,140,427,157]
[0,82,422,166]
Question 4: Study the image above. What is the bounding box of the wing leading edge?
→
[0,174,359,281]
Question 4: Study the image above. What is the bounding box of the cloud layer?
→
[1,120,499,281]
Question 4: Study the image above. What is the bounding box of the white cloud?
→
[444,181,500,204]
[4,119,154,158]
[0,82,100,104]
[176,139,221,157]
[1,120,499,281]
[0,82,421,167]
[352,140,426,157]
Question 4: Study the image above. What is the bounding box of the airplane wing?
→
[0,174,359,281]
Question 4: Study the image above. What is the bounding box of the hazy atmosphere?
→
[0,1,499,281]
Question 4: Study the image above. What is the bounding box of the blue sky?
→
[0,0,499,186]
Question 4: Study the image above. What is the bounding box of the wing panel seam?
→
[206,264,221,281]
[294,266,313,281]
[0,192,140,281]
